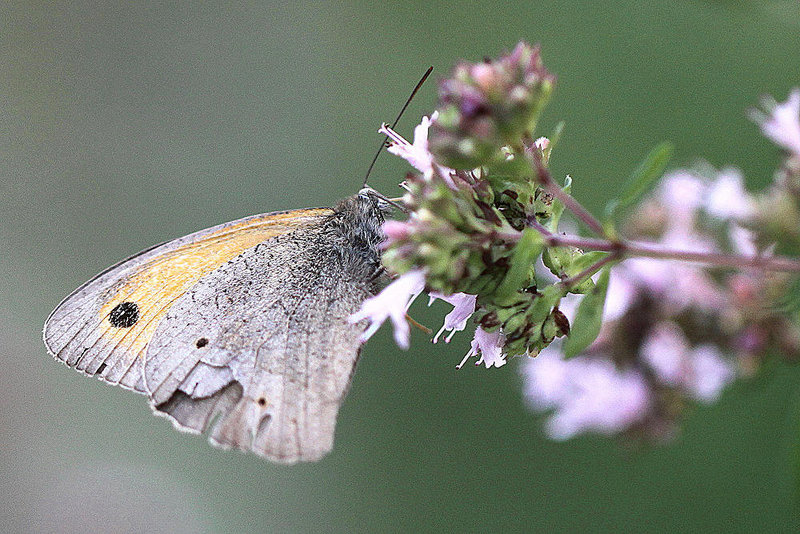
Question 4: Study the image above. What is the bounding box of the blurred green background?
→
[3,1,800,532]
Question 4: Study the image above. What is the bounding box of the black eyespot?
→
[195,337,209,348]
[257,397,267,407]
[109,302,139,328]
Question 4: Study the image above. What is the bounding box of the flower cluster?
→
[749,89,800,255]
[523,167,791,440]
[351,42,800,442]
[353,43,575,366]
[518,89,800,442]
[429,42,556,170]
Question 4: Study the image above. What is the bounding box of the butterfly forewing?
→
[43,208,332,390]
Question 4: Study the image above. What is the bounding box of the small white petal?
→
[688,344,735,403]
[428,292,477,343]
[349,269,426,349]
[380,113,437,177]
[759,88,800,156]
[380,112,459,189]
[458,327,506,369]
[704,168,755,221]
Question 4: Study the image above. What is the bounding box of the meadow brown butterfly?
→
[44,194,387,464]
[43,69,432,464]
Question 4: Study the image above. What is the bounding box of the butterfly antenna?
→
[362,66,433,188]
[362,188,409,213]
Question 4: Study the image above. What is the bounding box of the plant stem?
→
[506,224,800,273]
[533,156,607,237]
[558,252,620,290]
[621,240,800,272]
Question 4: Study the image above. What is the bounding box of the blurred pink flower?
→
[381,220,412,243]
[640,322,691,387]
[704,168,755,221]
[755,88,800,156]
[606,168,758,317]
[616,257,726,315]
[689,344,736,402]
[521,350,651,440]
[658,171,706,229]
[458,327,506,369]
[428,291,477,343]
[520,167,750,442]
[349,269,426,349]
[640,322,736,403]
[603,269,637,322]
[728,224,760,257]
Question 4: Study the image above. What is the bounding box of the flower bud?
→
[752,189,800,252]
[429,42,555,170]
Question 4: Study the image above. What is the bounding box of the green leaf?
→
[604,142,673,222]
[564,251,610,294]
[494,227,544,303]
[778,275,800,314]
[531,284,568,324]
[562,266,611,359]
[565,251,608,277]
[540,121,565,164]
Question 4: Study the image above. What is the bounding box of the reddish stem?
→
[504,225,800,273]
[533,156,607,237]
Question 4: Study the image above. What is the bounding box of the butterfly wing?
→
[146,223,379,463]
[43,208,333,391]
[45,195,385,463]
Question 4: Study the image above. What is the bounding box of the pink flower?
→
[428,291,477,343]
[521,350,651,440]
[349,269,426,349]
[458,327,506,369]
[379,113,457,188]
[755,88,800,156]
[640,322,735,402]
[379,113,439,178]
[703,168,755,221]
[689,344,736,403]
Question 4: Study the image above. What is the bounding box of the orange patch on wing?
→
[96,208,331,356]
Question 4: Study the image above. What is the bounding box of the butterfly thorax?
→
[325,193,386,285]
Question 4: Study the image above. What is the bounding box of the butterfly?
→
[43,191,388,464]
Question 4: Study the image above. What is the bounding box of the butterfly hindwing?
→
[146,224,378,463]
